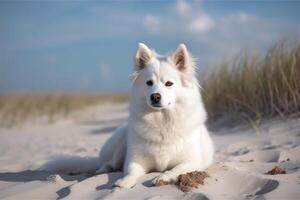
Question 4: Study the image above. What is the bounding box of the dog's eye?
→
[146,80,153,86]
[165,81,173,87]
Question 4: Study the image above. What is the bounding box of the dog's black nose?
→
[151,93,161,104]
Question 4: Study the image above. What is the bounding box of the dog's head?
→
[131,43,197,111]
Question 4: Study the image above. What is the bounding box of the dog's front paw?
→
[152,171,176,186]
[114,176,137,189]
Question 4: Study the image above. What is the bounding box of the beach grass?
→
[201,40,300,125]
[0,93,128,126]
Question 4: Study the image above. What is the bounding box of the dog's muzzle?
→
[150,93,161,105]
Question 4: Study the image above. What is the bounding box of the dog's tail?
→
[39,154,100,174]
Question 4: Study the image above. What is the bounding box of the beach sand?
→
[0,103,299,200]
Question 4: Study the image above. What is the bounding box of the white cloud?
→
[222,11,256,24]
[99,64,111,81]
[188,14,215,33]
[143,0,215,34]
[237,12,255,23]
[143,15,160,34]
[174,0,216,33]
[176,0,191,17]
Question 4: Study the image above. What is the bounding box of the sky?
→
[0,0,299,93]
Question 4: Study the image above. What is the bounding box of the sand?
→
[0,103,299,200]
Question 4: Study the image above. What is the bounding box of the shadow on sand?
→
[0,159,125,199]
[96,172,123,190]
[0,169,92,199]
[80,118,126,126]
[89,125,118,135]
[0,153,106,199]
[0,170,91,183]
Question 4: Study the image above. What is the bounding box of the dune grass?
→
[201,40,300,125]
[0,93,128,126]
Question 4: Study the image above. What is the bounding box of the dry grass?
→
[201,40,300,125]
[0,93,128,126]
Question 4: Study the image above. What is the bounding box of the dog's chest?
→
[132,115,193,171]
[145,140,184,171]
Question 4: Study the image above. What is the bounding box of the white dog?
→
[96,43,214,188]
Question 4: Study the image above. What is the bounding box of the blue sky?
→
[0,0,299,93]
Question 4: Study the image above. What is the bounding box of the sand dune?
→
[0,103,299,199]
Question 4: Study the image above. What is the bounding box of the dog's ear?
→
[171,44,193,71]
[135,43,152,70]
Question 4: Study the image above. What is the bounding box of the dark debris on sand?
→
[154,171,209,192]
[177,171,209,192]
[266,166,286,175]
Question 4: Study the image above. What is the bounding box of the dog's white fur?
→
[96,43,214,188]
